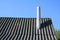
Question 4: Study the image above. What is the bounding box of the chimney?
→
[36,6,41,29]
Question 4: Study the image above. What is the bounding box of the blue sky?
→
[0,0,60,30]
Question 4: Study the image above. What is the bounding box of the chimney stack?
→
[36,6,41,29]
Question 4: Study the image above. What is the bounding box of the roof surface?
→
[0,17,57,40]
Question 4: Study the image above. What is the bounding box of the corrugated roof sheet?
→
[0,17,57,40]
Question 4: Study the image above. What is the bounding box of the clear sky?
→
[0,0,60,30]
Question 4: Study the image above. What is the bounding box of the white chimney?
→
[36,6,40,29]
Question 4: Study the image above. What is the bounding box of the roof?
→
[0,17,57,40]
